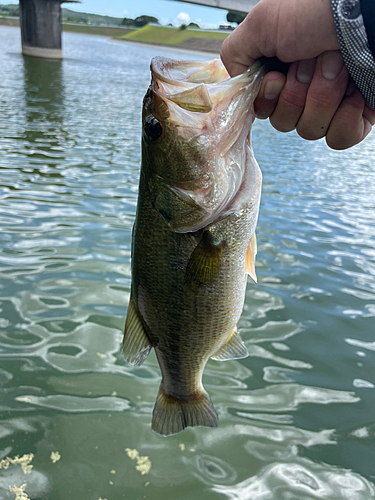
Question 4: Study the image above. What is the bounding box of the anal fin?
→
[123,294,152,366]
[152,385,218,436]
[211,328,248,361]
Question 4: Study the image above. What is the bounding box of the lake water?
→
[1,26,375,500]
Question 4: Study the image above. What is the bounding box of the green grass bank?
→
[119,25,229,53]
[63,24,134,37]
[0,19,230,54]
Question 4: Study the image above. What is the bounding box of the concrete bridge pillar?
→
[19,0,63,59]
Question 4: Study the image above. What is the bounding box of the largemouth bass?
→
[123,57,265,436]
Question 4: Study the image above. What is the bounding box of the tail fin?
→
[152,385,218,436]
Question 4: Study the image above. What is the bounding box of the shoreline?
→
[112,38,219,58]
[0,22,221,58]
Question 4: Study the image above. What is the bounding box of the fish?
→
[123,56,265,436]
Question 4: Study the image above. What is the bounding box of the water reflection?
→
[189,455,237,485]
[22,55,64,126]
[213,460,375,500]
[20,56,66,186]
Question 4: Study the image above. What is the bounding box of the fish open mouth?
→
[151,57,264,132]
[150,57,264,127]
[149,57,265,232]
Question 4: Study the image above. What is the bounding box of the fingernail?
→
[296,59,316,83]
[321,51,344,80]
[264,80,284,100]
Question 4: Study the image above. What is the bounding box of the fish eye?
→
[144,116,163,141]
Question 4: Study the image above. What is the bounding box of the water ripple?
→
[213,460,375,500]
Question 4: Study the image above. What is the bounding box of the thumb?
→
[220,12,264,76]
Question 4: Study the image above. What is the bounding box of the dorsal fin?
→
[167,84,212,113]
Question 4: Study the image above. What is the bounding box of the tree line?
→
[0,4,247,29]
[122,12,246,28]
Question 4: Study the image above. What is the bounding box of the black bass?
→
[123,57,265,436]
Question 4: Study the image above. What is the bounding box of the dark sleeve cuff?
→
[360,0,375,59]
[331,0,375,109]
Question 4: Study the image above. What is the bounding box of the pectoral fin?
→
[245,233,257,283]
[123,295,152,366]
[185,231,224,286]
[211,328,248,361]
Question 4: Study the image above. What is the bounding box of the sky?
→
[7,0,229,28]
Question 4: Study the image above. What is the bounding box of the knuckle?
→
[364,103,375,125]
[307,92,338,111]
[280,88,306,110]
[326,122,360,150]
[255,107,273,120]
[297,124,325,141]
[255,100,277,120]
[220,39,230,64]
[269,115,296,133]
[326,133,353,150]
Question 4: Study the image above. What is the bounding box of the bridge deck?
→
[175,0,259,13]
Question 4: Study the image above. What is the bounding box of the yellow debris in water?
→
[135,456,151,475]
[97,352,107,359]
[50,452,61,464]
[111,391,117,397]
[0,454,34,474]
[16,397,31,404]
[125,448,151,475]
[9,484,30,500]
[178,444,185,451]
[125,448,138,460]
[110,470,116,474]
[189,448,196,452]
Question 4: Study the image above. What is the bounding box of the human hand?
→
[220,0,375,149]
